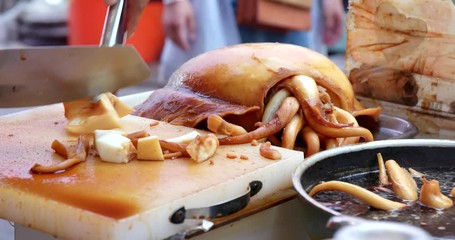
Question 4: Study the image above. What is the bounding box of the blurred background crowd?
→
[0,0,349,87]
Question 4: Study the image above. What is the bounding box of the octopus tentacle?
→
[324,138,338,150]
[262,89,291,124]
[159,140,190,157]
[218,97,300,145]
[277,75,374,142]
[134,43,381,156]
[353,107,382,121]
[282,111,304,149]
[306,115,374,141]
[31,135,90,174]
[301,126,320,157]
[385,160,418,201]
[279,75,351,129]
[207,115,247,136]
[31,158,83,174]
[333,106,361,145]
[377,153,390,187]
[309,181,406,210]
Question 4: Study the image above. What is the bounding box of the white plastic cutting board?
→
[0,92,303,240]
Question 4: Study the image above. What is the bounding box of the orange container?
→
[68,0,165,63]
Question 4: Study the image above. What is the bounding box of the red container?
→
[68,0,165,63]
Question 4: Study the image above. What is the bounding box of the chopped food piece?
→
[51,139,71,159]
[207,115,247,136]
[240,155,249,160]
[159,140,188,156]
[251,139,258,146]
[74,135,90,161]
[260,141,282,160]
[31,158,83,174]
[167,130,200,144]
[419,178,453,210]
[186,134,219,163]
[64,93,127,135]
[137,136,164,161]
[94,129,125,138]
[226,153,237,159]
[104,92,135,117]
[31,135,90,174]
[95,130,136,163]
[126,130,150,148]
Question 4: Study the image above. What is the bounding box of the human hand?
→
[321,0,344,46]
[162,0,196,51]
[104,0,149,37]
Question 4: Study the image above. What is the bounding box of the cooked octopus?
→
[135,43,381,156]
[419,177,453,210]
[309,180,406,210]
[310,154,454,212]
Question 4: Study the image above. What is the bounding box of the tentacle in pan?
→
[309,181,406,210]
[385,160,418,201]
[419,177,453,209]
[377,153,390,187]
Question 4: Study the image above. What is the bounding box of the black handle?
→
[170,181,263,224]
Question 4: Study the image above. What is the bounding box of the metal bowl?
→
[292,139,455,240]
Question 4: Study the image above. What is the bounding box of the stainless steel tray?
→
[359,114,418,140]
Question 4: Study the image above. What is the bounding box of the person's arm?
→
[321,0,344,46]
[162,0,196,51]
[104,0,149,37]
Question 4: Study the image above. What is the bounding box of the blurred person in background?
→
[237,0,345,56]
[105,0,240,87]
[156,0,240,86]
[105,0,345,85]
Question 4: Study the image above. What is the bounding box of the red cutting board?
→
[0,99,303,240]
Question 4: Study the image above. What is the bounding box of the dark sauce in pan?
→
[312,168,455,238]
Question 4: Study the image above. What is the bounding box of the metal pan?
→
[364,114,418,140]
[292,139,455,239]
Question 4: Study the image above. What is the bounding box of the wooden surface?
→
[0,99,303,240]
[347,0,455,114]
